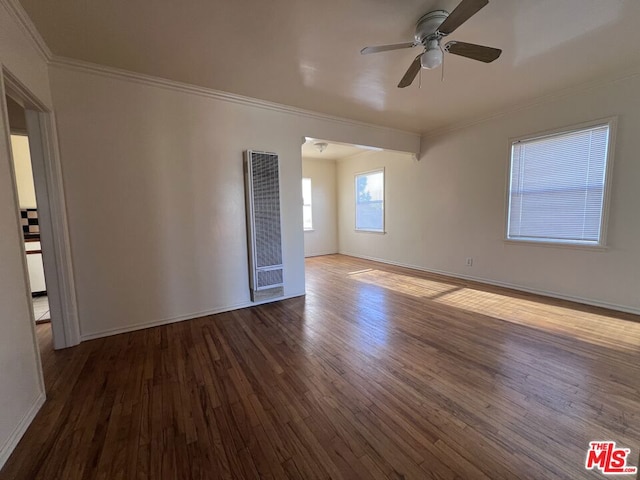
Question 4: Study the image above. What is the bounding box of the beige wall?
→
[0,0,50,469]
[302,157,337,257]
[48,63,420,339]
[338,151,417,262]
[338,73,640,314]
[10,134,36,208]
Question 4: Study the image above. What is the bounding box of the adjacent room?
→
[6,97,50,324]
[1,0,640,478]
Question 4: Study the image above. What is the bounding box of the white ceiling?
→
[302,140,371,161]
[20,0,640,133]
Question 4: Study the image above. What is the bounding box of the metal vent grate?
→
[257,268,284,288]
[251,153,282,267]
[244,150,284,300]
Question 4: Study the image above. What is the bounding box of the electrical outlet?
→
[465,257,473,267]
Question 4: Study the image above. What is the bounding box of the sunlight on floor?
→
[350,269,640,352]
[349,268,460,299]
[354,283,389,353]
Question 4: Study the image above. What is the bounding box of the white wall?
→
[0,0,50,468]
[302,157,337,257]
[48,62,420,339]
[338,150,416,261]
[338,73,640,314]
[10,134,36,208]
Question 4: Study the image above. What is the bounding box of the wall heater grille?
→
[244,150,284,301]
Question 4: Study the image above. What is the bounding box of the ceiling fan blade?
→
[445,41,502,63]
[437,0,489,35]
[361,42,417,55]
[398,55,422,88]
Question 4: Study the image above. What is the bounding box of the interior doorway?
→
[300,138,386,260]
[7,118,50,324]
[300,137,415,289]
[2,69,80,351]
[300,138,369,260]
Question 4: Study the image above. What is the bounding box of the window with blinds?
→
[507,120,614,246]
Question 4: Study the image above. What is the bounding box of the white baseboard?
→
[304,251,339,258]
[0,390,46,470]
[80,292,306,341]
[339,251,640,316]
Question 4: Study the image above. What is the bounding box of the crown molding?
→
[422,64,640,140]
[0,0,419,141]
[49,56,421,140]
[3,0,640,146]
[0,0,52,61]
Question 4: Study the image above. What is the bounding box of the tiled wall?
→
[20,208,39,236]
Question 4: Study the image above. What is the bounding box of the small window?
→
[507,120,614,246]
[302,177,313,230]
[355,169,384,232]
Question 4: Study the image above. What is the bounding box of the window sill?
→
[304,229,315,232]
[504,239,608,251]
[355,230,386,235]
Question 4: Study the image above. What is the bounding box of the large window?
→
[507,120,614,246]
[302,177,313,230]
[355,169,384,232]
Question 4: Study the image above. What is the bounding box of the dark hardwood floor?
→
[2,254,640,479]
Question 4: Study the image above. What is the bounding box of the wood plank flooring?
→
[2,254,640,479]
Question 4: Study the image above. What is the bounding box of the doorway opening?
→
[300,137,415,289]
[2,69,80,352]
[6,107,50,324]
[300,138,371,260]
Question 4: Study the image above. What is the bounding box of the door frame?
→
[2,67,80,349]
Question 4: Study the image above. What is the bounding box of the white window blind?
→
[507,123,612,245]
[302,177,312,230]
[355,170,384,232]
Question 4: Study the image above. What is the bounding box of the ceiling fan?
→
[360,0,502,88]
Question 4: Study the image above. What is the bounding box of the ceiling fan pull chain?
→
[419,67,422,89]
[441,45,446,82]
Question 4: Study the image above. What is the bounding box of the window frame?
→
[302,177,313,231]
[354,168,385,233]
[504,117,617,249]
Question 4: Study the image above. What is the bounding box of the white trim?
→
[509,116,617,145]
[339,251,640,316]
[0,391,46,470]
[504,117,617,249]
[80,292,305,341]
[4,0,640,146]
[503,239,608,251]
[49,56,420,139]
[0,71,46,392]
[3,68,81,349]
[0,0,52,61]
[304,251,339,258]
[27,110,81,347]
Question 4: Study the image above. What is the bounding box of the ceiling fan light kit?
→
[421,44,443,70]
[360,0,502,88]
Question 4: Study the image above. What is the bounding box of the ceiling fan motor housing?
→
[414,10,449,44]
